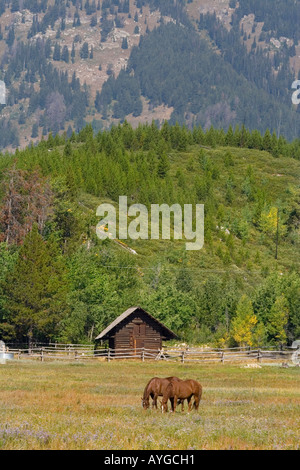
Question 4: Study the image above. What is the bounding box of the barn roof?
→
[95,306,177,341]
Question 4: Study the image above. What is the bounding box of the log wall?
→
[112,310,163,353]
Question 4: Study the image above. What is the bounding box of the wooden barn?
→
[95,306,177,354]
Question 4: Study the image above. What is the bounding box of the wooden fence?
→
[4,344,298,365]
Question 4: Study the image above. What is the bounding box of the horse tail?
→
[193,382,202,410]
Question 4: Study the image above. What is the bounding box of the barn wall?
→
[112,310,162,352]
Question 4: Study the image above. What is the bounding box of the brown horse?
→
[142,376,183,410]
[161,379,202,413]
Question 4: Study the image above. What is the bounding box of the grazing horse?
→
[161,379,202,413]
[142,376,183,410]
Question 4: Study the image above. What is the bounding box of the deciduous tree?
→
[0,165,52,245]
[230,295,257,347]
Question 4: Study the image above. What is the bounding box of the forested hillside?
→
[0,122,299,348]
[101,21,299,138]
[233,0,300,41]
[0,0,299,150]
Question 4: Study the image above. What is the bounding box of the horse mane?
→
[142,377,159,400]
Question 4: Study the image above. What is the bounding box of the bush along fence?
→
[3,344,300,365]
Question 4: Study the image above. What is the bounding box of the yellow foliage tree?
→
[230,295,257,347]
[259,206,287,259]
[259,206,287,238]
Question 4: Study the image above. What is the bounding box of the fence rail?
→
[3,344,298,365]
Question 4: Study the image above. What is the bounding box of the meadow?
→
[0,360,299,450]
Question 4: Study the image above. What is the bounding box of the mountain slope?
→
[0,0,299,151]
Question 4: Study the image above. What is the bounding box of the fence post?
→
[221,351,224,364]
[40,348,44,362]
[107,348,111,362]
[141,348,145,362]
[181,351,185,364]
[74,350,78,361]
[257,348,261,363]
[156,348,161,361]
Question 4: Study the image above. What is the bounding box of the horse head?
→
[141,397,150,409]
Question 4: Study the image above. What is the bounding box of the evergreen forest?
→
[0,0,299,149]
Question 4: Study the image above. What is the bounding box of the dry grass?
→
[0,360,299,450]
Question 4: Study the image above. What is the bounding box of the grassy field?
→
[0,360,299,450]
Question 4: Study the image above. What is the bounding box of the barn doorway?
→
[132,323,146,355]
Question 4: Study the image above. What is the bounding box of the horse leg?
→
[153,393,158,409]
[161,396,168,413]
[185,397,191,412]
[194,390,202,410]
[149,392,155,409]
[177,399,184,411]
[193,396,199,410]
[172,395,178,412]
[175,398,181,411]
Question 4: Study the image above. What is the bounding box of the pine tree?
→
[205,125,217,148]
[225,124,234,146]
[11,0,19,12]
[3,225,69,345]
[267,294,289,346]
[157,152,170,178]
[90,15,97,26]
[53,42,61,61]
[233,125,241,147]
[71,42,76,63]
[80,42,89,59]
[61,45,69,63]
[6,26,15,47]
[63,140,73,157]
[262,128,272,153]
[0,243,18,341]
[121,37,128,49]
[31,122,38,138]
[250,130,262,149]
[271,131,278,156]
